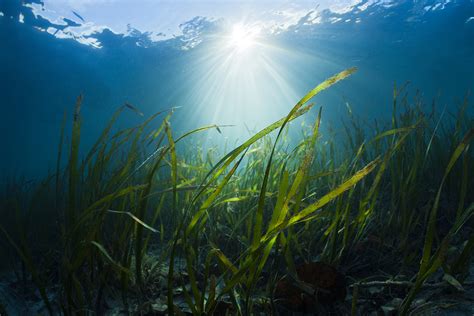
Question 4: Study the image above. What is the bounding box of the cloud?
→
[45,0,118,10]
[18,0,463,51]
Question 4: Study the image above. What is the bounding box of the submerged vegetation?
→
[1,68,473,315]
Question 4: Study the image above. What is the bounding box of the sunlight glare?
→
[180,22,308,144]
[229,24,260,53]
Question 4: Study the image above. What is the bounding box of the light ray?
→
[179,23,306,144]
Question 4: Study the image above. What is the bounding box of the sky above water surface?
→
[0,0,473,180]
[36,0,367,40]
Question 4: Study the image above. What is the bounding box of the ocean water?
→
[1,1,474,315]
[1,0,473,179]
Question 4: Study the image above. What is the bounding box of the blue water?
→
[1,0,473,180]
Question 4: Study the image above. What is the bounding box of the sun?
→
[228,24,260,53]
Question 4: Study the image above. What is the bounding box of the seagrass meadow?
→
[0,67,473,315]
